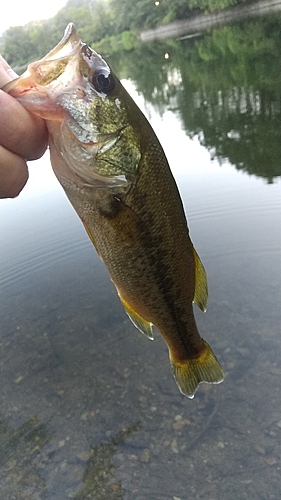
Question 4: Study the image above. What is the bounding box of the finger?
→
[0,90,48,160]
[0,145,29,198]
[0,55,18,86]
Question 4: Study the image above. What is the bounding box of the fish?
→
[3,24,223,398]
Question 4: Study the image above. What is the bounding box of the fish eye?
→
[90,68,115,95]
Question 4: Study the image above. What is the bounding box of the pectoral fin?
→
[193,248,208,312]
[118,293,154,340]
[82,220,103,261]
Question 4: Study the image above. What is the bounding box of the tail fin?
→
[169,339,224,398]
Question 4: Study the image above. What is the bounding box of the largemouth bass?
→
[4,24,223,398]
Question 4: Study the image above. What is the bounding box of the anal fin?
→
[118,294,154,340]
[193,247,208,312]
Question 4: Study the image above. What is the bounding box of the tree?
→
[2,26,35,66]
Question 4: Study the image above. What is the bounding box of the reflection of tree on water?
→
[181,85,280,183]
[111,16,281,182]
[178,19,281,183]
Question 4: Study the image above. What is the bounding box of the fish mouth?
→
[2,23,85,120]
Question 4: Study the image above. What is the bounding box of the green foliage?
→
[2,26,37,67]
[121,31,137,51]
[188,0,243,12]
[108,0,162,32]
[108,0,195,34]
[49,6,94,46]
[92,36,120,56]
[1,1,112,66]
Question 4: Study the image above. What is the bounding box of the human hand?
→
[0,55,48,198]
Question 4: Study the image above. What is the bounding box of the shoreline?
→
[139,0,281,42]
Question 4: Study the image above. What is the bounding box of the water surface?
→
[0,14,280,500]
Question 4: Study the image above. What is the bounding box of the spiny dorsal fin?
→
[193,248,208,312]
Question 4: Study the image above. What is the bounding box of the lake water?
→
[0,14,281,500]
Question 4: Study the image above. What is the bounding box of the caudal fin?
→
[169,339,224,398]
